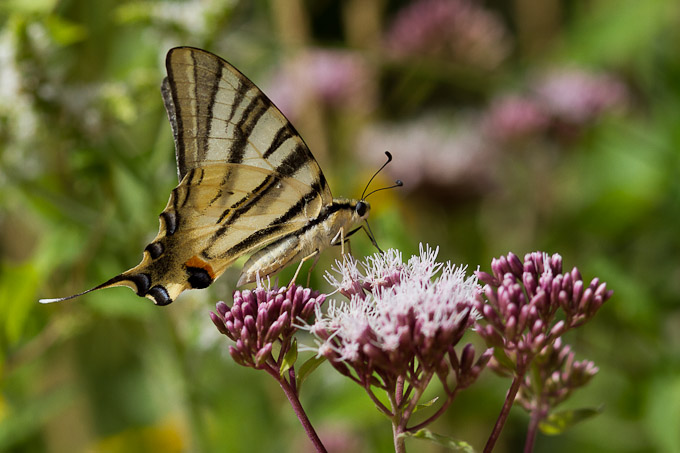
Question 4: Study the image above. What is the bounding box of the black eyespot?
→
[147,285,172,306]
[186,267,213,289]
[145,242,164,259]
[355,201,368,217]
[129,273,151,296]
[161,211,178,236]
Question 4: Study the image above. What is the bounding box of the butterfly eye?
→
[355,201,368,218]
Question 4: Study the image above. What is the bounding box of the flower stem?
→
[407,386,460,432]
[392,420,407,453]
[268,368,327,453]
[484,373,524,453]
[524,407,544,453]
[388,392,406,453]
[364,383,394,417]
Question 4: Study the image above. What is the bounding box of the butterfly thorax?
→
[237,197,370,286]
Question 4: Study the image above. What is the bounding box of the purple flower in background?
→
[356,114,494,192]
[533,69,629,124]
[484,95,550,142]
[483,69,628,145]
[267,48,373,120]
[385,0,511,69]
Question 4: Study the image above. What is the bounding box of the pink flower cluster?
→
[306,245,490,390]
[475,251,612,374]
[210,283,326,368]
[385,0,511,69]
[516,337,599,413]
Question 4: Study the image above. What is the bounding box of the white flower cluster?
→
[305,244,480,367]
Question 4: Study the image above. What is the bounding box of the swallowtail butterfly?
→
[40,47,380,306]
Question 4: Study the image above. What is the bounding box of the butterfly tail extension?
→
[38,273,140,304]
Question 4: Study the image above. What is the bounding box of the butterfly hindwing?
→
[118,160,326,304]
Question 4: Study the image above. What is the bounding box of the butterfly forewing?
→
[164,47,331,198]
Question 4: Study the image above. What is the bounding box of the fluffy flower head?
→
[307,245,479,381]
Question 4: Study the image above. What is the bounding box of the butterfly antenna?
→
[364,179,403,200]
[361,151,395,200]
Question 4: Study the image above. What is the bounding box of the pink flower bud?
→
[550,320,566,338]
[255,343,273,366]
[508,252,524,277]
[210,311,229,336]
[460,343,475,372]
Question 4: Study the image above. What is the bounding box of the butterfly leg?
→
[331,227,348,255]
[290,250,320,288]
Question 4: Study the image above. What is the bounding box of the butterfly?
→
[40,46,396,306]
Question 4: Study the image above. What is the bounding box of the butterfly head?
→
[354,199,370,221]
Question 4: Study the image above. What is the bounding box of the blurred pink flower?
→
[266,48,373,120]
[356,114,495,191]
[533,69,629,124]
[484,69,629,145]
[385,0,511,69]
[484,95,550,142]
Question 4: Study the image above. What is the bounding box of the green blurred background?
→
[1,0,679,451]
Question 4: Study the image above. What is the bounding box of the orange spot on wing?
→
[185,255,216,279]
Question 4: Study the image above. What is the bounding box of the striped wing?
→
[41,47,334,306]
[162,46,331,196]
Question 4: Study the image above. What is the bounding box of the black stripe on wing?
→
[164,56,187,180]
[213,144,314,233]
[220,180,331,258]
[198,55,223,165]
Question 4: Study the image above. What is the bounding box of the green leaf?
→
[296,354,326,390]
[413,397,439,414]
[399,429,476,452]
[280,339,298,377]
[539,406,604,435]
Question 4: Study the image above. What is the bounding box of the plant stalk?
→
[269,368,327,453]
[484,373,524,453]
